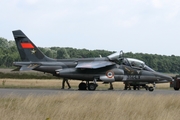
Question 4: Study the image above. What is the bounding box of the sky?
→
[1,0,180,56]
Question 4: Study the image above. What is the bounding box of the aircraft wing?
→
[76,61,115,69]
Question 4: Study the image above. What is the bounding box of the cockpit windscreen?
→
[123,58,155,71]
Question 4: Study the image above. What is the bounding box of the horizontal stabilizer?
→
[19,65,36,71]
[13,63,40,71]
[12,67,21,71]
[12,66,37,71]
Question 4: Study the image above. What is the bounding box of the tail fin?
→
[12,30,54,62]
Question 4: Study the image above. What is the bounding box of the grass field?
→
[1,93,180,120]
[0,79,175,120]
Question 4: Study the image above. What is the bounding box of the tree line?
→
[0,37,180,73]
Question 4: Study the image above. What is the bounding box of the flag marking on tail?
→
[21,43,34,49]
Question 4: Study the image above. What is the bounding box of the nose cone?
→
[154,72,173,82]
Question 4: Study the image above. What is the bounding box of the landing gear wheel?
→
[88,83,97,91]
[78,82,87,90]
[149,87,154,92]
[174,87,180,91]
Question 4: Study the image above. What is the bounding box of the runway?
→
[0,88,180,97]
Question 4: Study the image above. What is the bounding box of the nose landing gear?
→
[123,82,156,92]
[147,83,156,92]
[148,86,154,91]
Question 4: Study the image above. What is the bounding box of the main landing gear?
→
[78,78,98,91]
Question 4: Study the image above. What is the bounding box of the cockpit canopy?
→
[107,52,120,61]
[123,58,144,68]
[107,52,155,72]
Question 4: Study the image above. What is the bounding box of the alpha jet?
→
[12,30,173,91]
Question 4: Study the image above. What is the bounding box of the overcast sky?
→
[1,0,180,56]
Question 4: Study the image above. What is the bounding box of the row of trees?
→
[1,37,180,73]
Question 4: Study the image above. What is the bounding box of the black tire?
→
[88,83,97,91]
[149,87,154,92]
[78,82,87,90]
[174,87,180,91]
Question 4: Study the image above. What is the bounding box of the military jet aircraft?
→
[12,30,173,91]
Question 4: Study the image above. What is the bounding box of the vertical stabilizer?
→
[12,30,54,62]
